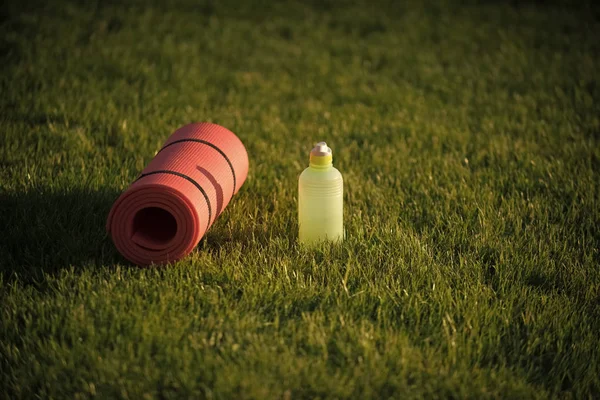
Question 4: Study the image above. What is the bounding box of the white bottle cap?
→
[310,142,332,157]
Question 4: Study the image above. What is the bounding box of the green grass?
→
[1,0,599,398]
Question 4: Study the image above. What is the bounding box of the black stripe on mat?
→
[157,139,237,198]
[135,170,212,232]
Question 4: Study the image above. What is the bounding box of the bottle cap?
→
[309,142,333,166]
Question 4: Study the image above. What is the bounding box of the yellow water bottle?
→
[298,142,344,244]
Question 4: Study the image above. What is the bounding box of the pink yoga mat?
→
[106,122,249,265]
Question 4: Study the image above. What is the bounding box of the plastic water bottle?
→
[298,142,344,244]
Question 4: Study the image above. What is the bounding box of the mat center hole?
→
[132,207,177,248]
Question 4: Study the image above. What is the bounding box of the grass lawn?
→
[1,0,599,398]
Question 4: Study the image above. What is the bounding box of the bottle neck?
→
[309,154,332,169]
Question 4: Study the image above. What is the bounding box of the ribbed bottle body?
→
[298,165,343,244]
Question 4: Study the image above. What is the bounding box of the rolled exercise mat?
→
[106,122,249,265]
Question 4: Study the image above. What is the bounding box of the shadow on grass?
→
[1,186,290,284]
[0,187,123,283]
